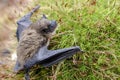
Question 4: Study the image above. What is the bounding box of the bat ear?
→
[41,14,47,19]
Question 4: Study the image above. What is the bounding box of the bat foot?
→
[24,66,30,80]
[25,73,30,80]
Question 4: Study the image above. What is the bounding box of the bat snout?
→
[49,20,57,32]
[51,20,57,27]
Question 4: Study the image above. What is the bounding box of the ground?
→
[0,0,120,80]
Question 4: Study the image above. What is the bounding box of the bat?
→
[14,5,83,80]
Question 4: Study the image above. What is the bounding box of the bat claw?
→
[31,5,40,13]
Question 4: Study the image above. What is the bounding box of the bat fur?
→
[16,17,57,72]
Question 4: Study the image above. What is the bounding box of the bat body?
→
[14,5,83,80]
[16,16,57,72]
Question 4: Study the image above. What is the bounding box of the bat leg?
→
[23,58,38,80]
[24,67,30,80]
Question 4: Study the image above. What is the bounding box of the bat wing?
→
[16,5,40,41]
[40,46,83,67]
[23,46,83,69]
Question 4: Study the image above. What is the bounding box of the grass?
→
[16,0,120,80]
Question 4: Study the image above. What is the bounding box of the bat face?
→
[33,15,57,38]
[41,20,57,33]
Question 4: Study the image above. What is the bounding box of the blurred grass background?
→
[0,0,120,80]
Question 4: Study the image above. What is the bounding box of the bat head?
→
[32,14,57,38]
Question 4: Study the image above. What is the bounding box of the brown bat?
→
[14,5,83,80]
[16,15,57,72]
